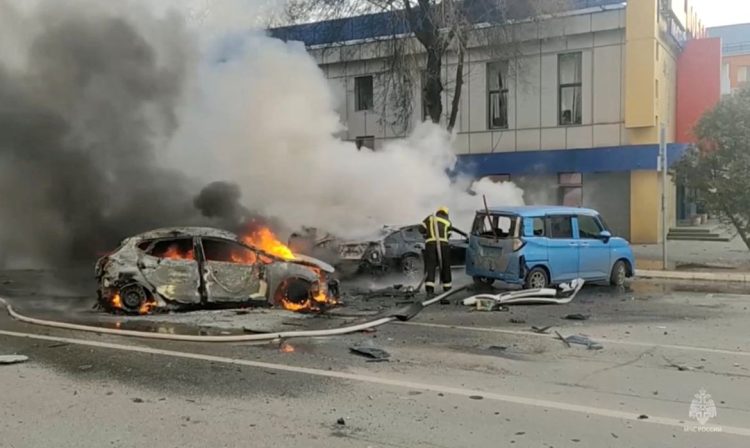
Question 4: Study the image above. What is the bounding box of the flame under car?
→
[95,227,338,314]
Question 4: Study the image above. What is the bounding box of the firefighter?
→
[419,206,467,298]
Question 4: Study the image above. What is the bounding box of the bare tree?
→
[273,0,570,133]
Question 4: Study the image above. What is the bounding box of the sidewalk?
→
[633,235,750,282]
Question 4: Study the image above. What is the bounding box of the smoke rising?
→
[0,0,524,269]
[168,33,524,239]
[0,1,199,267]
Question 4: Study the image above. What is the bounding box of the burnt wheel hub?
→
[120,284,147,310]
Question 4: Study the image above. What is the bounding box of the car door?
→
[576,214,611,280]
[468,213,518,276]
[139,237,202,304]
[545,214,579,282]
[200,238,265,303]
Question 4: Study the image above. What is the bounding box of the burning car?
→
[295,225,467,279]
[95,227,339,314]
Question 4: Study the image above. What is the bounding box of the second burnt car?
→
[95,227,339,314]
[292,225,467,278]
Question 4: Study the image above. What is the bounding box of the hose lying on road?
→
[0,286,467,343]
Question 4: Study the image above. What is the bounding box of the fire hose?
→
[0,285,467,343]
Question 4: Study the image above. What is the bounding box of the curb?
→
[636,269,750,283]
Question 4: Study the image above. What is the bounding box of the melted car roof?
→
[132,227,239,241]
[482,206,599,217]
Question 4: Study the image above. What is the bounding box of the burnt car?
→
[308,225,467,279]
[95,227,338,314]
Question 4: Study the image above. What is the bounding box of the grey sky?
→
[692,0,750,27]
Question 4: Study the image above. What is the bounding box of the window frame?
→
[558,52,583,126]
[558,172,583,207]
[546,215,575,240]
[200,237,259,265]
[144,237,196,261]
[354,75,374,111]
[487,61,510,129]
[577,214,604,240]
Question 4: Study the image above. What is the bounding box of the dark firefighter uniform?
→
[420,207,467,294]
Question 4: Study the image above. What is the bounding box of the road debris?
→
[0,355,28,365]
[78,364,93,371]
[463,279,584,307]
[509,318,526,324]
[563,313,589,321]
[336,417,346,425]
[663,357,700,371]
[555,332,603,350]
[132,398,144,403]
[530,326,552,334]
[637,414,649,420]
[349,340,390,362]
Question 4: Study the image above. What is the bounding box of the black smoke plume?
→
[0,4,199,268]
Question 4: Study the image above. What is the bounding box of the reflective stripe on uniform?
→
[424,215,451,242]
[442,283,452,288]
[424,282,435,287]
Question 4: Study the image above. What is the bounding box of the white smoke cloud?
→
[166,28,525,238]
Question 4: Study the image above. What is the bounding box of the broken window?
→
[487,61,509,129]
[531,217,545,237]
[355,136,375,151]
[202,239,257,265]
[402,226,422,242]
[355,75,373,111]
[578,215,603,239]
[471,214,517,238]
[148,238,195,261]
[547,216,574,239]
[559,52,582,125]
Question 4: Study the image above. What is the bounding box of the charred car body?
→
[293,225,467,278]
[96,227,339,314]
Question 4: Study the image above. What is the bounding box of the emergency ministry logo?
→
[689,389,717,425]
[685,389,721,432]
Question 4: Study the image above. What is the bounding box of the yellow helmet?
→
[437,206,449,215]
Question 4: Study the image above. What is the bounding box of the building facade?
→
[708,23,750,95]
[272,0,719,243]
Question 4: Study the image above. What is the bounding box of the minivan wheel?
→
[473,276,495,286]
[610,260,627,287]
[524,267,549,289]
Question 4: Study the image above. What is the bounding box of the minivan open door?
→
[468,213,521,278]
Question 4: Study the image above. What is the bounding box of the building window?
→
[558,52,582,126]
[558,172,582,207]
[487,61,509,129]
[655,79,659,98]
[738,66,749,84]
[355,76,373,111]
[355,136,375,151]
[480,174,511,183]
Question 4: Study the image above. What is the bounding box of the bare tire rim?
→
[529,271,547,289]
[402,257,420,280]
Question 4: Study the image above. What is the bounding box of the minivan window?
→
[578,214,603,239]
[547,216,573,239]
[472,213,517,238]
[532,217,545,236]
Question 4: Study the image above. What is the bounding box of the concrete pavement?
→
[1,272,749,447]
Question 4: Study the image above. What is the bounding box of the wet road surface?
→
[1,269,749,447]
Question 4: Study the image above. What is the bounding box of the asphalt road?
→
[1,269,749,447]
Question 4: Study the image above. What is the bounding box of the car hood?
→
[290,254,335,273]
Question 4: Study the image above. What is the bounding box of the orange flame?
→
[163,245,194,260]
[138,300,157,315]
[111,293,123,309]
[242,227,295,260]
[280,342,295,353]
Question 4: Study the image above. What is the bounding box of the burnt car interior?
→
[472,214,518,238]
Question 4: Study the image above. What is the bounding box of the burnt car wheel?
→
[119,283,149,314]
[524,267,549,289]
[400,254,422,280]
[274,278,313,307]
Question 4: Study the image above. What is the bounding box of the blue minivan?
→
[465,206,635,289]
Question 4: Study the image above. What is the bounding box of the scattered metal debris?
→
[530,326,552,334]
[0,355,28,365]
[555,332,602,350]
[469,395,484,400]
[463,279,585,308]
[336,417,346,425]
[663,357,700,372]
[132,398,144,403]
[563,313,589,321]
[637,414,649,420]
[349,340,390,361]
[509,318,526,324]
